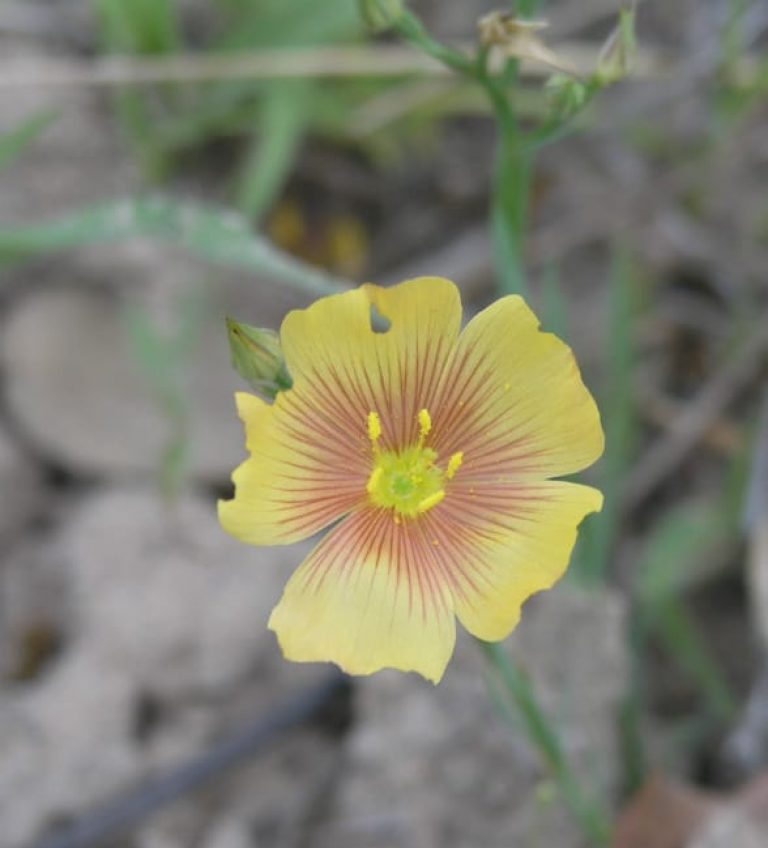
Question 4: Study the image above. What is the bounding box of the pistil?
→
[365,408,463,519]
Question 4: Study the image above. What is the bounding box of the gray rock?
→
[0,422,42,544]
[64,486,302,697]
[137,731,340,848]
[315,586,627,848]
[3,287,171,478]
[0,537,71,682]
[690,808,768,848]
[203,819,253,848]
[0,650,141,848]
[1,286,244,482]
[0,237,318,482]
[510,585,629,800]
[0,486,327,847]
[720,667,768,779]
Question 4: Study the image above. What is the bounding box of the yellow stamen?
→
[416,489,445,513]
[366,466,383,495]
[445,451,464,479]
[365,408,458,520]
[418,408,432,445]
[367,411,382,446]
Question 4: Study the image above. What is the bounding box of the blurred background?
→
[0,1,767,846]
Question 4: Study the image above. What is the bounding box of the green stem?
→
[515,0,545,16]
[394,11,477,77]
[478,639,612,845]
[482,77,532,297]
[392,6,533,297]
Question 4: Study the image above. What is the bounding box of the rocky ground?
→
[1,1,767,847]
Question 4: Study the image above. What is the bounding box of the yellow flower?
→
[219,277,604,683]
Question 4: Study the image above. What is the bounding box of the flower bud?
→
[226,318,292,400]
[546,73,590,120]
[358,0,405,32]
[596,7,636,85]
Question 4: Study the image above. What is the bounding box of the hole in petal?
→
[369,303,391,333]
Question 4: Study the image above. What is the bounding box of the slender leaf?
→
[92,0,182,178]
[540,263,568,339]
[635,500,737,721]
[237,81,310,221]
[0,197,348,298]
[0,111,56,172]
[577,247,637,583]
[478,640,611,845]
[122,285,206,501]
[218,0,360,50]
[93,0,181,54]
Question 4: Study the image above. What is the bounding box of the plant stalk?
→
[478,639,612,845]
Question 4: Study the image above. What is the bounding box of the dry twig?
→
[622,325,768,512]
[0,42,668,89]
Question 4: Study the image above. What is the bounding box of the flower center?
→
[365,409,463,518]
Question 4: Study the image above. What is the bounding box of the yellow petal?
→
[279,276,462,452]
[432,295,604,481]
[436,480,603,641]
[268,507,457,683]
[218,391,367,545]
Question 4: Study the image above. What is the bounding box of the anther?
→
[367,411,382,447]
[366,466,383,494]
[417,489,444,513]
[418,408,432,446]
[445,451,464,479]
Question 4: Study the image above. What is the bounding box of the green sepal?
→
[358,0,405,32]
[226,318,293,400]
